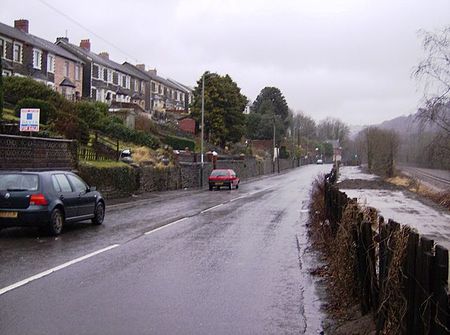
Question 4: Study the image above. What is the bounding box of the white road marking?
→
[144,217,187,235]
[0,244,120,296]
[200,203,224,213]
[230,196,246,202]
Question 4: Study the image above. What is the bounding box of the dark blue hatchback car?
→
[0,171,105,235]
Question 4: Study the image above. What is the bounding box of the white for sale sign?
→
[20,109,40,132]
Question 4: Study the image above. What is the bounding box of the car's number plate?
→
[0,211,18,218]
[215,182,223,185]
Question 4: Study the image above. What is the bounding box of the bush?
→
[15,98,57,125]
[78,162,138,198]
[163,135,195,151]
[75,101,108,125]
[96,119,159,149]
[52,112,90,145]
[135,114,158,134]
[5,76,58,104]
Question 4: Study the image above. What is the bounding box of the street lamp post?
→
[200,73,205,187]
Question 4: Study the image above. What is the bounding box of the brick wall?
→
[0,134,77,170]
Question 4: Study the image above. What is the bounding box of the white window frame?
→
[107,69,113,83]
[13,42,23,63]
[63,60,70,77]
[32,48,42,70]
[47,54,55,73]
[0,38,5,59]
[75,64,80,81]
[126,76,131,89]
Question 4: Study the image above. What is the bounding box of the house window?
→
[125,76,130,89]
[141,81,145,93]
[103,68,108,82]
[159,85,162,94]
[122,74,126,88]
[64,61,70,77]
[32,49,42,69]
[113,72,118,85]
[13,42,22,63]
[0,38,4,59]
[47,54,55,73]
[92,64,99,79]
[75,64,80,81]
[151,82,156,92]
[107,69,113,83]
[134,79,139,92]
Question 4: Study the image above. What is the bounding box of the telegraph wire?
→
[36,0,139,63]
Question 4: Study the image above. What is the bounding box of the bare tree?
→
[413,26,450,139]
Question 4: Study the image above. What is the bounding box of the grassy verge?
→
[387,174,450,211]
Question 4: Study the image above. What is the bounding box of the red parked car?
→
[208,169,240,190]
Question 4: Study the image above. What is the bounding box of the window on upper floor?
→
[75,64,81,81]
[33,49,42,69]
[151,82,156,92]
[47,54,55,73]
[126,76,131,89]
[0,38,4,59]
[103,68,108,82]
[113,72,118,85]
[141,81,145,93]
[121,74,126,88]
[107,69,113,83]
[64,61,70,77]
[13,42,22,63]
[92,64,99,79]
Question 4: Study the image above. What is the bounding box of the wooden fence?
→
[324,176,450,334]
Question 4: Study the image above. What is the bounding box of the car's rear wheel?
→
[48,208,64,236]
[92,202,105,225]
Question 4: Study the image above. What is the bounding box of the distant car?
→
[0,171,105,235]
[316,159,323,164]
[120,149,133,163]
[208,169,240,190]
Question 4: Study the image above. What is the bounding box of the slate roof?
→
[122,62,186,91]
[0,21,83,63]
[59,78,76,88]
[57,40,141,78]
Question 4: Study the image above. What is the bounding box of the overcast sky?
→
[2,0,449,125]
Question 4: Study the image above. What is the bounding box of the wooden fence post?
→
[404,231,419,334]
[431,245,449,334]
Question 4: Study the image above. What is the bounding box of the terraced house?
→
[56,38,149,111]
[122,63,192,115]
[0,19,84,100]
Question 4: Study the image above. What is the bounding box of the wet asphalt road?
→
[0,164,330,335]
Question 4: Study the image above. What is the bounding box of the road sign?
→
[20,109,40,132]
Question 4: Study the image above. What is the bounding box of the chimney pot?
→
[80,39,91,51]
[136,64,146,71]
[14,19,29,33]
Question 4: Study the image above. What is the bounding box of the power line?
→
[36,0,139,63]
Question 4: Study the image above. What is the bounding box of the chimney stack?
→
[136,64,146,71]
[14,19,29,33]
[56,37,69,43]
[148,69,157,76]
[98,52,109,60]
[80,39,91,51]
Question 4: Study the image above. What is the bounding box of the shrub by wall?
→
[163,135,195,151]
[15,98,57,125]
[78,162,138,199]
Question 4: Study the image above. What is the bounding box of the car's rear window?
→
[211,170,228,176]
[0,174,39,191]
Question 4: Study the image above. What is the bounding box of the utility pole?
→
[273,116,276,173]
[200,73,205,187]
